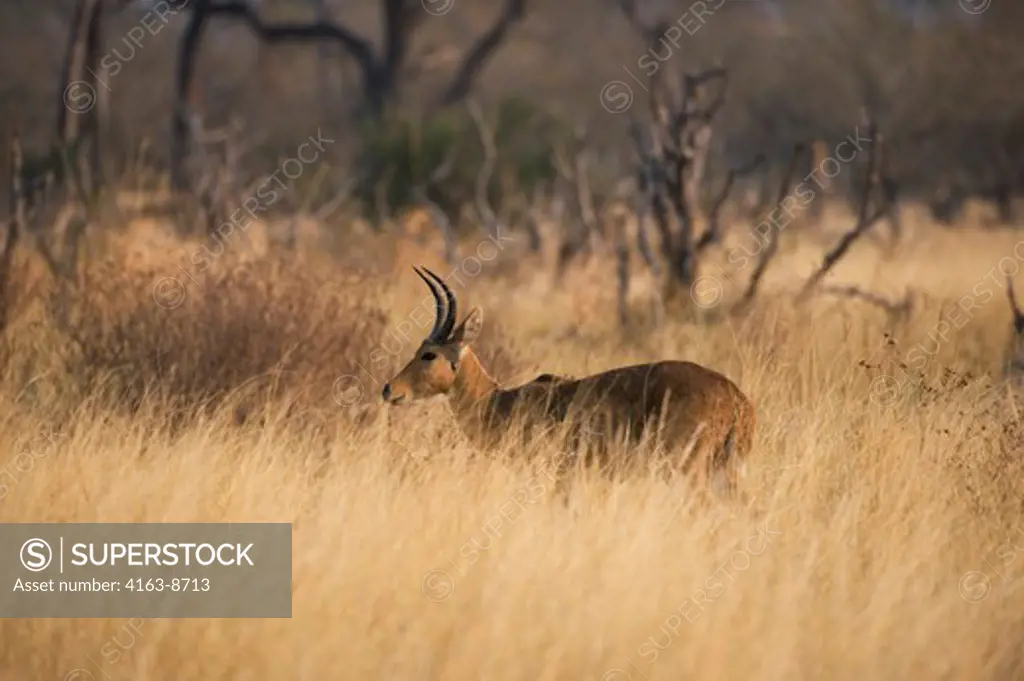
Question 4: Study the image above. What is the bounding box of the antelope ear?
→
[450,306,483,345]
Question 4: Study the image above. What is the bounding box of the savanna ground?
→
[1,205,1024,680]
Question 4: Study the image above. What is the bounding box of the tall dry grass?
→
[1,216,1024,680]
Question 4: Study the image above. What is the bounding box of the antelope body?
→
[382,268,756,494]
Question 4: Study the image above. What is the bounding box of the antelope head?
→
[382,267,485,405]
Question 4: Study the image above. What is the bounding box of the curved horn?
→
[423,267,457,341]
[414,266,446,341]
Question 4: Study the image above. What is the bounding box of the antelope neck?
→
[448,346,499,413]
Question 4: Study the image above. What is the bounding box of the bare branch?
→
[630,114,673,267]
[571,124,599,239]
[208,0,375,70]
[696,153,765,253]
[83,0,108,187]
[437,0,528,107]
[551,144,575,182]
[33,143,92,285]
[428,147,458,186]
[172,0,377,187]
[466,98,499,234]
[683,66,728,120]
[820,285,914,321]
[57,0,102,145]
[800,115,885,299]
[735,143,806,313]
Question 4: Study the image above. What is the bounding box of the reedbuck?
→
[382,268,756,495]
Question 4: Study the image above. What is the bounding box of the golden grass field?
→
[1,209,1024,680]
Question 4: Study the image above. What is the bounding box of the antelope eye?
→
[420,352,437,361]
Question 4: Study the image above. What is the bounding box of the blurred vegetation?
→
[3,0,1024,221]
[354,96,573,218]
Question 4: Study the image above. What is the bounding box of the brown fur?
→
[383,296,756,496]
[482,359,753,489]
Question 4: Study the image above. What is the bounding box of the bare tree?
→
[171,0,528,188]
[56,0,110,195]
[626,62,761,314]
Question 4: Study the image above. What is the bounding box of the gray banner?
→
[0,523,291,618]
